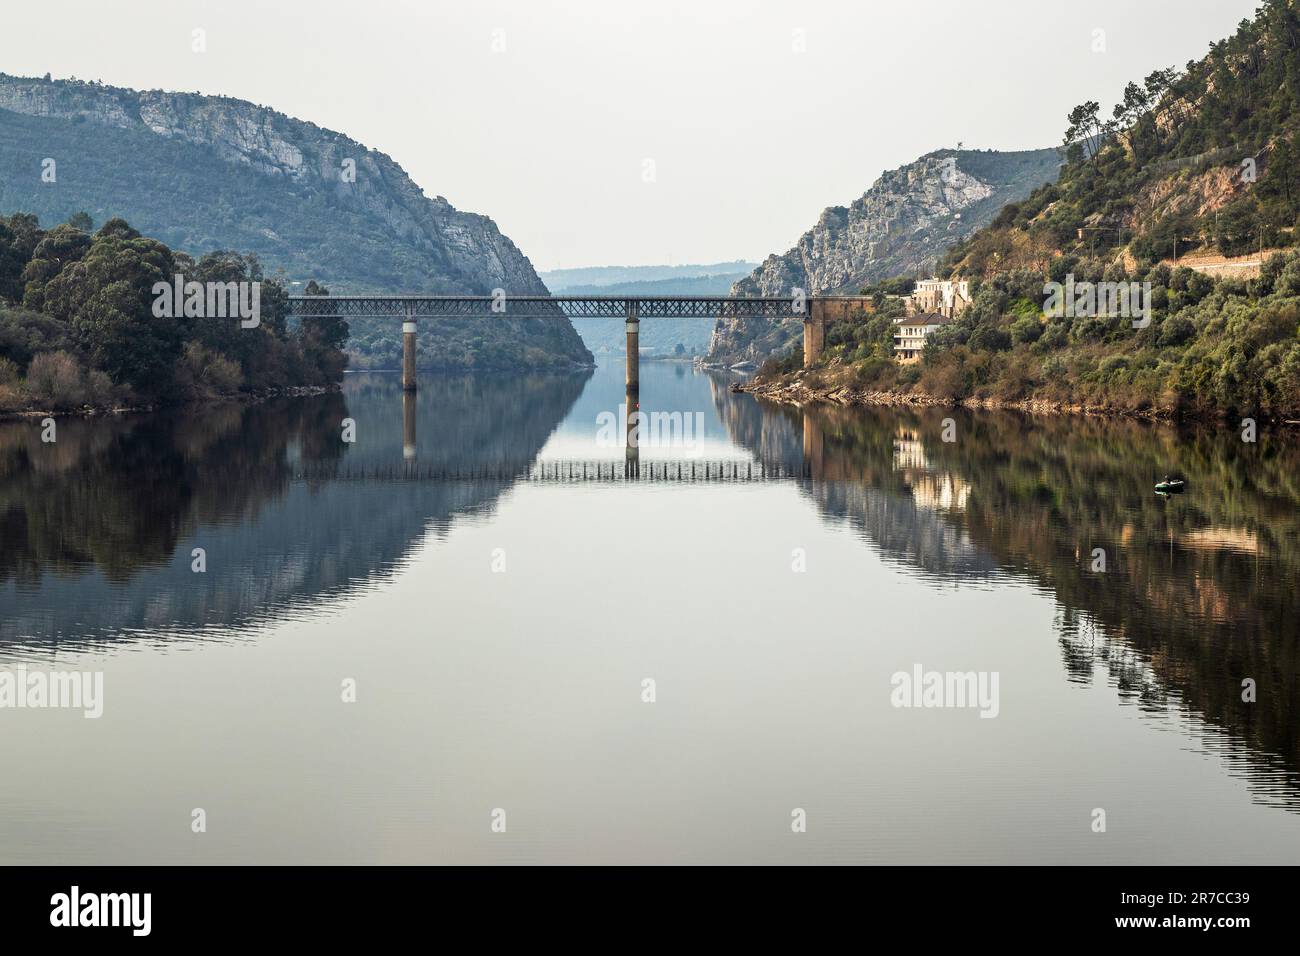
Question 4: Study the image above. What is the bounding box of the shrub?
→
[177,342,243,399]
[1041,355,1067,380]
[24,350,86,410]
[852,355,898,388]
[1011,316,1043,344]
[0,357,20,411]
[1157,315,1196,347]
[85,369,117,406]
[1098,355,1130,378]
[968,326,1012,352]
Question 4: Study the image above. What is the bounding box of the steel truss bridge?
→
[286,292,864,392]
[286,295,810,320]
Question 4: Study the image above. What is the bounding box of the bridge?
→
[286,294,870,393]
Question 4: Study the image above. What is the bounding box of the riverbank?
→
[0,384,338,421]
[739,367,1300,426]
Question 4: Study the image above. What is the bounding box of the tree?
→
[1064,101,1106,165]
[297,280,349,381]
[20,224,92,312]
[1112,81,1150,129]
[36,224,182,398]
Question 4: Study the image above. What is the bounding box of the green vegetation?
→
[0,76,593,372]
[943,1,1300,274]
[775,259,1300,418]
[0,95,479,295]
[0,212,348,412]
[861,276,917,298]
[766,3,1300,420]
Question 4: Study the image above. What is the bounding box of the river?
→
[1,361,1297,863]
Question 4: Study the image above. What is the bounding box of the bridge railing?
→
[286,294,814,319]
[285,294,873,384]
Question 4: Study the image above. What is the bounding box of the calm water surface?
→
[1,362,1298,863]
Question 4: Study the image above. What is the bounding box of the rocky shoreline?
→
[737,372,1300,426]
[0,384,339,421]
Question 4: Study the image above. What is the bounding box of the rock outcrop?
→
[706,147,1061,365]
[0,73,592,369]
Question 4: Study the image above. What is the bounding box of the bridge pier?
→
[803,298,827,369]
[625,301,640,398]
[280,295,872,390]
[402,309,417,392]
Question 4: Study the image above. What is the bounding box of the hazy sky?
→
[0,0,1262,271]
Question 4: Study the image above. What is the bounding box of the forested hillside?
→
[0,73,591,371]
[771,1,1300,420]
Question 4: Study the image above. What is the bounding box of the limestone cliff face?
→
[706,148,1061,365]
[0,73,592,368]
[0,74,556,294]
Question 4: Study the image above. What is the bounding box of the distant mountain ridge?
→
[541,264,758,356]
[542,261,756,292]
[0,72,592,370]
[562,272,755,356]
[556,274,749,297]
[706,147,1062,365]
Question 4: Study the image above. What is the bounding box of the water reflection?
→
[3,363,1298,824]
[0,370,590,645]
[728,393,1300,810]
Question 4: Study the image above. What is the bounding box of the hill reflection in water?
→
[721,388,1300,811]
[0,370,591,646]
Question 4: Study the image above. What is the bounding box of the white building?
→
[893,313,951,362]
[909,278,971,318]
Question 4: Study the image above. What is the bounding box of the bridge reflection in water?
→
[4,366,1300,818]
[303,385,1300,813]
[381,376,852,482]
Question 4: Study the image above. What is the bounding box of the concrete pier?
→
[625,301,640,397]
[803,298,827,369]
[402,312,418,392]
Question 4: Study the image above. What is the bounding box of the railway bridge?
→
[286,294,871,392]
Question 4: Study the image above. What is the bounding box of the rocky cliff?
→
[706,147,1061,365]
[0,73,592,369]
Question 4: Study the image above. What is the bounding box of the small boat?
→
[1155,477,1186,494]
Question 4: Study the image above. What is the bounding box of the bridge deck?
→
[286,294,854,319]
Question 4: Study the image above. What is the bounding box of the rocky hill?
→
[706,147,1061,365]
[742,2,1300,423]
[0,73,592,370]
[941,1,1300,280]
